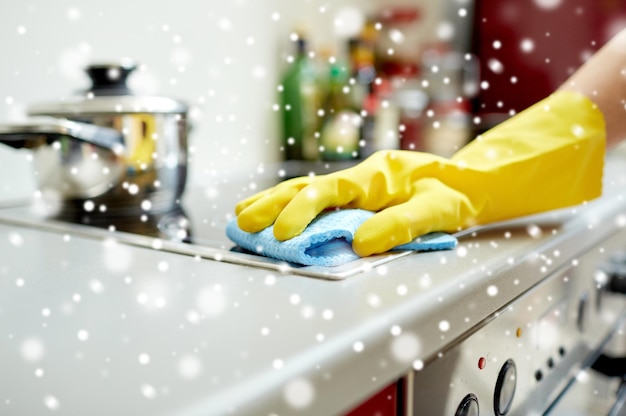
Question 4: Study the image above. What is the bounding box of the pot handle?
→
[0,117,124,153]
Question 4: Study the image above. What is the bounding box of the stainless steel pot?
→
[0,60,189,219]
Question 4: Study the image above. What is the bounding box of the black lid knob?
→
[85,60,136,96]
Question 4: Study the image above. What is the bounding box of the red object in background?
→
[472,0,626,117]
[376,6,423,78]
[344,381,398,416]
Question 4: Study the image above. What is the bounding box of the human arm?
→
[559,28,626,149]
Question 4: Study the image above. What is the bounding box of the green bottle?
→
[319,59,361,161]
[280,36,321,160]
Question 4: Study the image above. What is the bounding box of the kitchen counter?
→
[2,149,626,415]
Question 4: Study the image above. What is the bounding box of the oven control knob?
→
[455,393,479,416]
[494,359,516,415]
[600,252,626,294]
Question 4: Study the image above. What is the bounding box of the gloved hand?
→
[236,90,605,257]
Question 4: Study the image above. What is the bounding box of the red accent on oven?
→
[344,381,398,416]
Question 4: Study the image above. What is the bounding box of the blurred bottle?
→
[280,32,323,160]
[394,83,429,151]
[359,87,378,158]
[319,54,361,161]
[371,78,400,152]
[419,43,477,157]
[422,99,471,157]
[347,22,378,112]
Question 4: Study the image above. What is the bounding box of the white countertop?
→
[2,150,626,415]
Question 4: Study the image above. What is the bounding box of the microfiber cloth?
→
[226,209,457,267]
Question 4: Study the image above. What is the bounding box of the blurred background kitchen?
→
[2,0,626,201]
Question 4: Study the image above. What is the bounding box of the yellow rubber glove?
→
[236,90,605,257]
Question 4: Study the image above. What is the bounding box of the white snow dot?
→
[177,355,202,380]
[487,285,499,297]
[35,368,44,377]
[300,304,316,319]
[305,188,319,200]
[89,280,104,294]
[535,0,562,10]
[271,12,280,21]
[289,294,301,305]
[16,26,26,35]
[437,21,455,41]
[44,395,60,410]
[493,40,502,49]
[196,286,227,316]
[396,285,408,295]
[138,353,150,365]
[571,124,585,137]
[521,38,535,53]
[438,320,450,332]
[527,224,543,238]
[83,200,95,212]
[102,238,133,273]
[283,378,315,409]
[217,18,232,31]
[77,330,89,341]
[66,7,81,20]
[273,359,284,369]
[21,338,45,362]
[157,261,169,272]
[186,310,200,324]
[488,58,504,74]
[391,332,421,362]
[412,359,424,371]
[9,232,24,246]
[367,294,381,308]
[333,6,365,38]
[252,66,266,79]
[141,384,157,399]
[154,297,166,308]
[576,370,590,382]
[137,293,149,304]
[353,341,364,352]
[264,274,277,286]
[16,278,25,287]
[322,309,334,320]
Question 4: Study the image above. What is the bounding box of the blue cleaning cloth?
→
[226,209,457,267]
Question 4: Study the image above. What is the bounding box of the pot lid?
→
[28,60,188,116]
